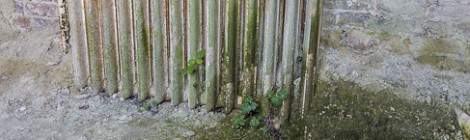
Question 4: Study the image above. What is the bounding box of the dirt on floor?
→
[0,28,226,140]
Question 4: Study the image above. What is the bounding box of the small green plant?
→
[232,89,289,133]
[268,89,288,108]
[240,96,258,114]
[259,126,269,134]
[232,115,247,129]
[138,101,152,112]
[143,101,151,111]
[150,99,161,107]
[186,50,205,75]
[249,116,262,128]
[232,96,260,129]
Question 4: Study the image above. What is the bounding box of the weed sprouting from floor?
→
[239,96,258,115]
[231,96,261,129]
[230,89,289,137]
[196,79,461,139]
[267,89,288,108]
[138,100,152,112]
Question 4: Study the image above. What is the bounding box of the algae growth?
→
[195,79,461,139]
[283,79,460,139]
[417,38,469,73]
[194,114,275,140]
[460,122,470,140]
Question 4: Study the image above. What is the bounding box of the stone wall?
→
[319,0,470,107]
[13,0,59,31]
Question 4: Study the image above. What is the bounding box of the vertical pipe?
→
[299,0,311,131]
[302,0,312,61]
[198,0,205,104]
[255,0,265,98]
[204,0,219,111]
[163,0,170,100]
[221,0,238,113]
[67,0,88,92]
[280,0,300,122]
[240,0,258,99]
[133,0,150,101]
[85,0,104,94]
[234,0,243,108]
[150,0,166,104]
[116,0,134,99]
[102,0,119,95]
[187,0,201,108]
[274,0,285,88]
[260,0,279,116]
[290,0,305,117]
[169,0,184,106]
[299,0,313,117]
[216,0,225,110]
[301,0,323,115]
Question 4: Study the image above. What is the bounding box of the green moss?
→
[142,101,151,111]
[128,117,158,128]
[194,115,273,139]
[83,0,106,93]
[282,79,459,139]
[460,122,470,140]
[377,31,392,41]
[186,51,205,75]
[321,30,342,48]
[417,38,469,73]
[134,2,150,101]
[196,78,460,139]
[389,37,412,55]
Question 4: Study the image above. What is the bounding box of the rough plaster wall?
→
[0,0,63,63]
[0,0,17,37]
[11,0,59,32]
[319,0,470,107]
[0,0,70,93]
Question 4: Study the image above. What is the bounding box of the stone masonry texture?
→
[320,0,470,107]
[13,0,59,31]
